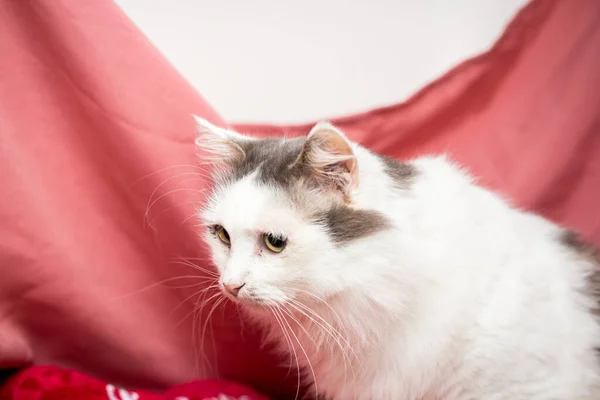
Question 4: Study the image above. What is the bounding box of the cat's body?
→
[195,116,600,400]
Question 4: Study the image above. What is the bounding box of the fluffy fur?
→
[195,115,600,400]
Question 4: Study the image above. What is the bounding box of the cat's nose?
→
[223,282,245,297]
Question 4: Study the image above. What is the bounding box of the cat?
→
[194,115,600,400]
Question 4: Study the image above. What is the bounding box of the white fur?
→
[193,115,252,163]
[200,127,600,399]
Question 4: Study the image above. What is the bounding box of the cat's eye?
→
[263,233,287,253]
[215,225,230,246]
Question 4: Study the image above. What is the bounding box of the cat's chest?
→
[270,315,464,400]
[285,323,364,398]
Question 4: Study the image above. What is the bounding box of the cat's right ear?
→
[193,115,247,164]
[300,121,359,201]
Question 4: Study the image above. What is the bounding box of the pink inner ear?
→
[320,129,358,180]
[320,129,352,155]
[305,125,360,194]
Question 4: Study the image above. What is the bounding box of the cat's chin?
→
[234,298,283,314]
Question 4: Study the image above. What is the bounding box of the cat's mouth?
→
[220,289,278,310]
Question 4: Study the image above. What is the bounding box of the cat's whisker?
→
[171,255,215,265]
[270,306,302,400]
[168,263,218,279]
[288,299,358,364]
[132,164,210,185]
[186,258,216,268]
[295,299,363,383]
[182,210,203,226]
[191,287,222,376]
[164,281,215,290]
[110,275,214,301]
[278,304,330,385]
[208,305,220,378]
[287,300,357,387]
[171,256,212,261]
[231,303,244,326]
[197,292,223,343]
[197,158,225,167]
[171,283,219,323]
[145,187,208,230]
[195,221,220,228]
[167,259,219,278]
[286,301,341,366]
[194,283,225,375]
[276,304,319,400]
[173,267,216,282]
[268,305,296,378]
[200,294,227,372]
[279,305,319,349]
[293,288,348,330]
[143,171,210,231]
[146,200,201,228]
[145,185,208,210]
[288,299,350,345]
[145,171,210,215]
[167,286,218,376]
[171,290,213,333]
[191,288,203,377]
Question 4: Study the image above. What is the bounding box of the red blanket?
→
[0,366,269,400]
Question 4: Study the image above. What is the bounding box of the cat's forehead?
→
[212,171,300,231]
[230,136,307,187]
[209,135,346,227]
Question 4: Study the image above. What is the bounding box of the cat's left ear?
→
[301,122,359,198]
[193,115,249,164]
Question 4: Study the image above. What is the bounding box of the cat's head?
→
[195,116,389,308]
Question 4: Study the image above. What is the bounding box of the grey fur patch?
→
[560,230,600,319]
[316,206,391,245]
[231,137,307,186]
[560,231,600,263]
[560,231,600,363]
[560,230,600,292]
[213,136,393,245]
[379,155,417,188]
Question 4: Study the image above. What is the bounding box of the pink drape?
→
[0,0,598,397]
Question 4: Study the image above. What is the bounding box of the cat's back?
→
[378,154,600,399]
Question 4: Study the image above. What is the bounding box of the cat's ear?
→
[301,121,359,198]
[193,115,247,163]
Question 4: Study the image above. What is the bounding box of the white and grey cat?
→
[195,115,600,400]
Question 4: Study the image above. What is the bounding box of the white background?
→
[114,0,527,123]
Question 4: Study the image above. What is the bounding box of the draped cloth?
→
[0,0,598,397]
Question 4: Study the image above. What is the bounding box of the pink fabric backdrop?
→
[236,0,600,246]
[0,0,598,397]
[0,0,292,396]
